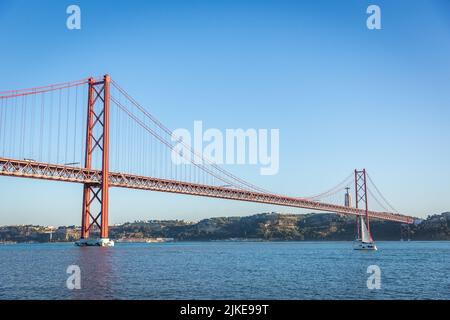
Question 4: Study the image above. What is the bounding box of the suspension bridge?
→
[0,75,416,246]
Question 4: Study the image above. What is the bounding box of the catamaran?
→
[353,215,377,251]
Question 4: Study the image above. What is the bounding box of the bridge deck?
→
[0,157,415,224]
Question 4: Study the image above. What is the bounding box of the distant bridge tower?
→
[354,169,372,241]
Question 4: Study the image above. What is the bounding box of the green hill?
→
[109,212,450,241]
[1,212,449,243]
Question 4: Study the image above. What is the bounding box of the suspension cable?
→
[305,172,354,200]
[367,173,398,213]
[110,79,275,194]
[110,95,246,190]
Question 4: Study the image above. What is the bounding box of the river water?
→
[0,241,448,300]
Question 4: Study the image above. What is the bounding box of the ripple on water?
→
[0,241,448,300]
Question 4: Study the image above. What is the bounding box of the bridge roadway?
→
[0,157,415,224]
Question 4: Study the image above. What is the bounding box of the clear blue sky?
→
[0,0,449,225]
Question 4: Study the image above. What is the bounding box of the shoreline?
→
[2,239,450,245]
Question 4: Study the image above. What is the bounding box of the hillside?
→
[1,212,449,243]
[109,212,450,241]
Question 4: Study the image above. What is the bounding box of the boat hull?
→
[75,238,115,247]
[353,241,377,251]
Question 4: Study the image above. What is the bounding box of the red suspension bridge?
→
[0,75,416,245]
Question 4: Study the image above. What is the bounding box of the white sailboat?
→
[353,216,377,251]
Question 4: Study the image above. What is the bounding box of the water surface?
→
[0,241,448,299]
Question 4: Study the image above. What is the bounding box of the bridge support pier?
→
[77,75,113,247]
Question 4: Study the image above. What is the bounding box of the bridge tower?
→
[77,75,113,247]
[354,169,372,241]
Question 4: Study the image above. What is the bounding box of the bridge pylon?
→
[354,169,373,242]
[77,75,113,247]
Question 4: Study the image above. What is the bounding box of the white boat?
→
[353,216,377,251]
[75,238,115,247]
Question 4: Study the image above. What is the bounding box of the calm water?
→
[0,241,449,300]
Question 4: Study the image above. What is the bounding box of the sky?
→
[0,0,449,225]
